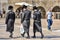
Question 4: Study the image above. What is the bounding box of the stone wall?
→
[7,0,60,11]
[1,0,60,19]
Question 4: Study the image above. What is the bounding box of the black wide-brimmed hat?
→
[8,5,13,10]
[22,5,27,9]
[33,6,38,10]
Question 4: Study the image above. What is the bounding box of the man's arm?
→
[5,12,9,24]
[14,12,15,23]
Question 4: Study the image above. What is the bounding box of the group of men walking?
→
[5,5,53,39]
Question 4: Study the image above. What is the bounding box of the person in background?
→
[2,8,6,18]
[0,10,2,18]
[46,9,53,30]
[20,5,31,38]
[16,9,20,18]
[5,6,15,38]
[32,6,44,39]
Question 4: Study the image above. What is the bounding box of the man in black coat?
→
[32,6,44,39]
[20,5,31,38]
[5,6,15,38]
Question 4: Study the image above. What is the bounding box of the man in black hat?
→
[20,5,31,38]
[32,6,44,39]
[5,5,15,38]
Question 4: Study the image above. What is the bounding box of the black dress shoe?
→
[9,35,13,38]
[41,35,44,39]
[26,36,30,39]
[21,34,24,37]
[32,36,36,38]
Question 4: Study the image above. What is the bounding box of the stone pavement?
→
[0,18,60,40]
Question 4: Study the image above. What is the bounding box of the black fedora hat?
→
[8,5,13,10]
[22,5,27,9]
[33,6,38,10]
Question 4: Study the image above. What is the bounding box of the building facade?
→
[0,0,8,12]
[0,0,60,19]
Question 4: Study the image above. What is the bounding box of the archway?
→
[52,6,60,19]
[52,6,60,12]
[38,6,46,19]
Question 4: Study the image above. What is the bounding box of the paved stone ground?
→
[0,18,60,40]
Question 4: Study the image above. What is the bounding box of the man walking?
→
[32,6,44,39]
[46,9,53,30]
[20,5,31,38]
[5,6,15,38]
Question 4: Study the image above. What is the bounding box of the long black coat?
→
[20,10,31,33]
[33,10,42,32]
[5,11,15,32]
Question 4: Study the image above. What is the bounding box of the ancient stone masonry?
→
[1,0,60,19]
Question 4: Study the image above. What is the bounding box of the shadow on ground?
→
[0,35,60,39]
